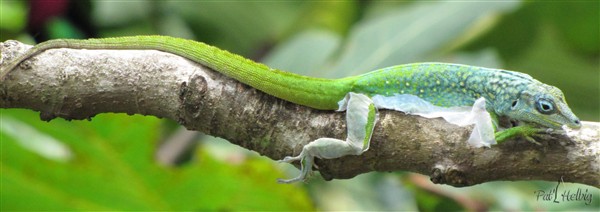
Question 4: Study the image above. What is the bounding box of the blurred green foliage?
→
[1,109,312,210]
[1,0,598,211]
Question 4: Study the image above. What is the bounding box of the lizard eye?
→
[535,98,556,115]
[511,100,518,109]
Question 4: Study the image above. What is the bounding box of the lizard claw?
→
[277,154,314,184]
[544,128,565,135]
[524,135,542,146]
[530,128,565,142]
[277,155,301,163]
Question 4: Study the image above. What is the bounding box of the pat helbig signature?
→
[534,177,593,205]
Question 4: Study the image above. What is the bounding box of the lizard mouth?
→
[555,115,582,129]
[565,120,581,129]
[526,117,563,130]
[542,117,582,130]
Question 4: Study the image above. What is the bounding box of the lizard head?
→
[504,84,581,129]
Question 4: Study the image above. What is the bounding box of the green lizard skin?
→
[0,35,581,131]
[351,63,581,129]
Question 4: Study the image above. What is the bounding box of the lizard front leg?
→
[491,114,562,145]
[277,92,378,183]
[494,125,563,145]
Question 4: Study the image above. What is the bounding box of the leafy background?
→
[1,0,599,211]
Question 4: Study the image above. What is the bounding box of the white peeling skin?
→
[341,92,377,151]
[466,98,496,147]
[280,93,496,183]
[372,94,496,147]
[278,93,376,183]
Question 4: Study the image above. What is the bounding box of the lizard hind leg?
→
[277,92,378,184]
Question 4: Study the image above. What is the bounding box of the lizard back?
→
[350,63,540,114]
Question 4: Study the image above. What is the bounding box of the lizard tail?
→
[2,36,355,110]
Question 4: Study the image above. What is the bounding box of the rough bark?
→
[1,40,598,188]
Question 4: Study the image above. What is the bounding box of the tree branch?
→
[1,40,598,188]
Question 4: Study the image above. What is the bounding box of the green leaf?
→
[329,1,519,77]
[546,1,599,54]
[0,109,313,210]
[0,0,26,32]
[168,1,302,56]
[505,26,600,121]
[0,0,27,41]
[91,1,153,27]
[262,30,341,76]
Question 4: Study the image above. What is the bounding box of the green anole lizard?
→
[0,36,582,183]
